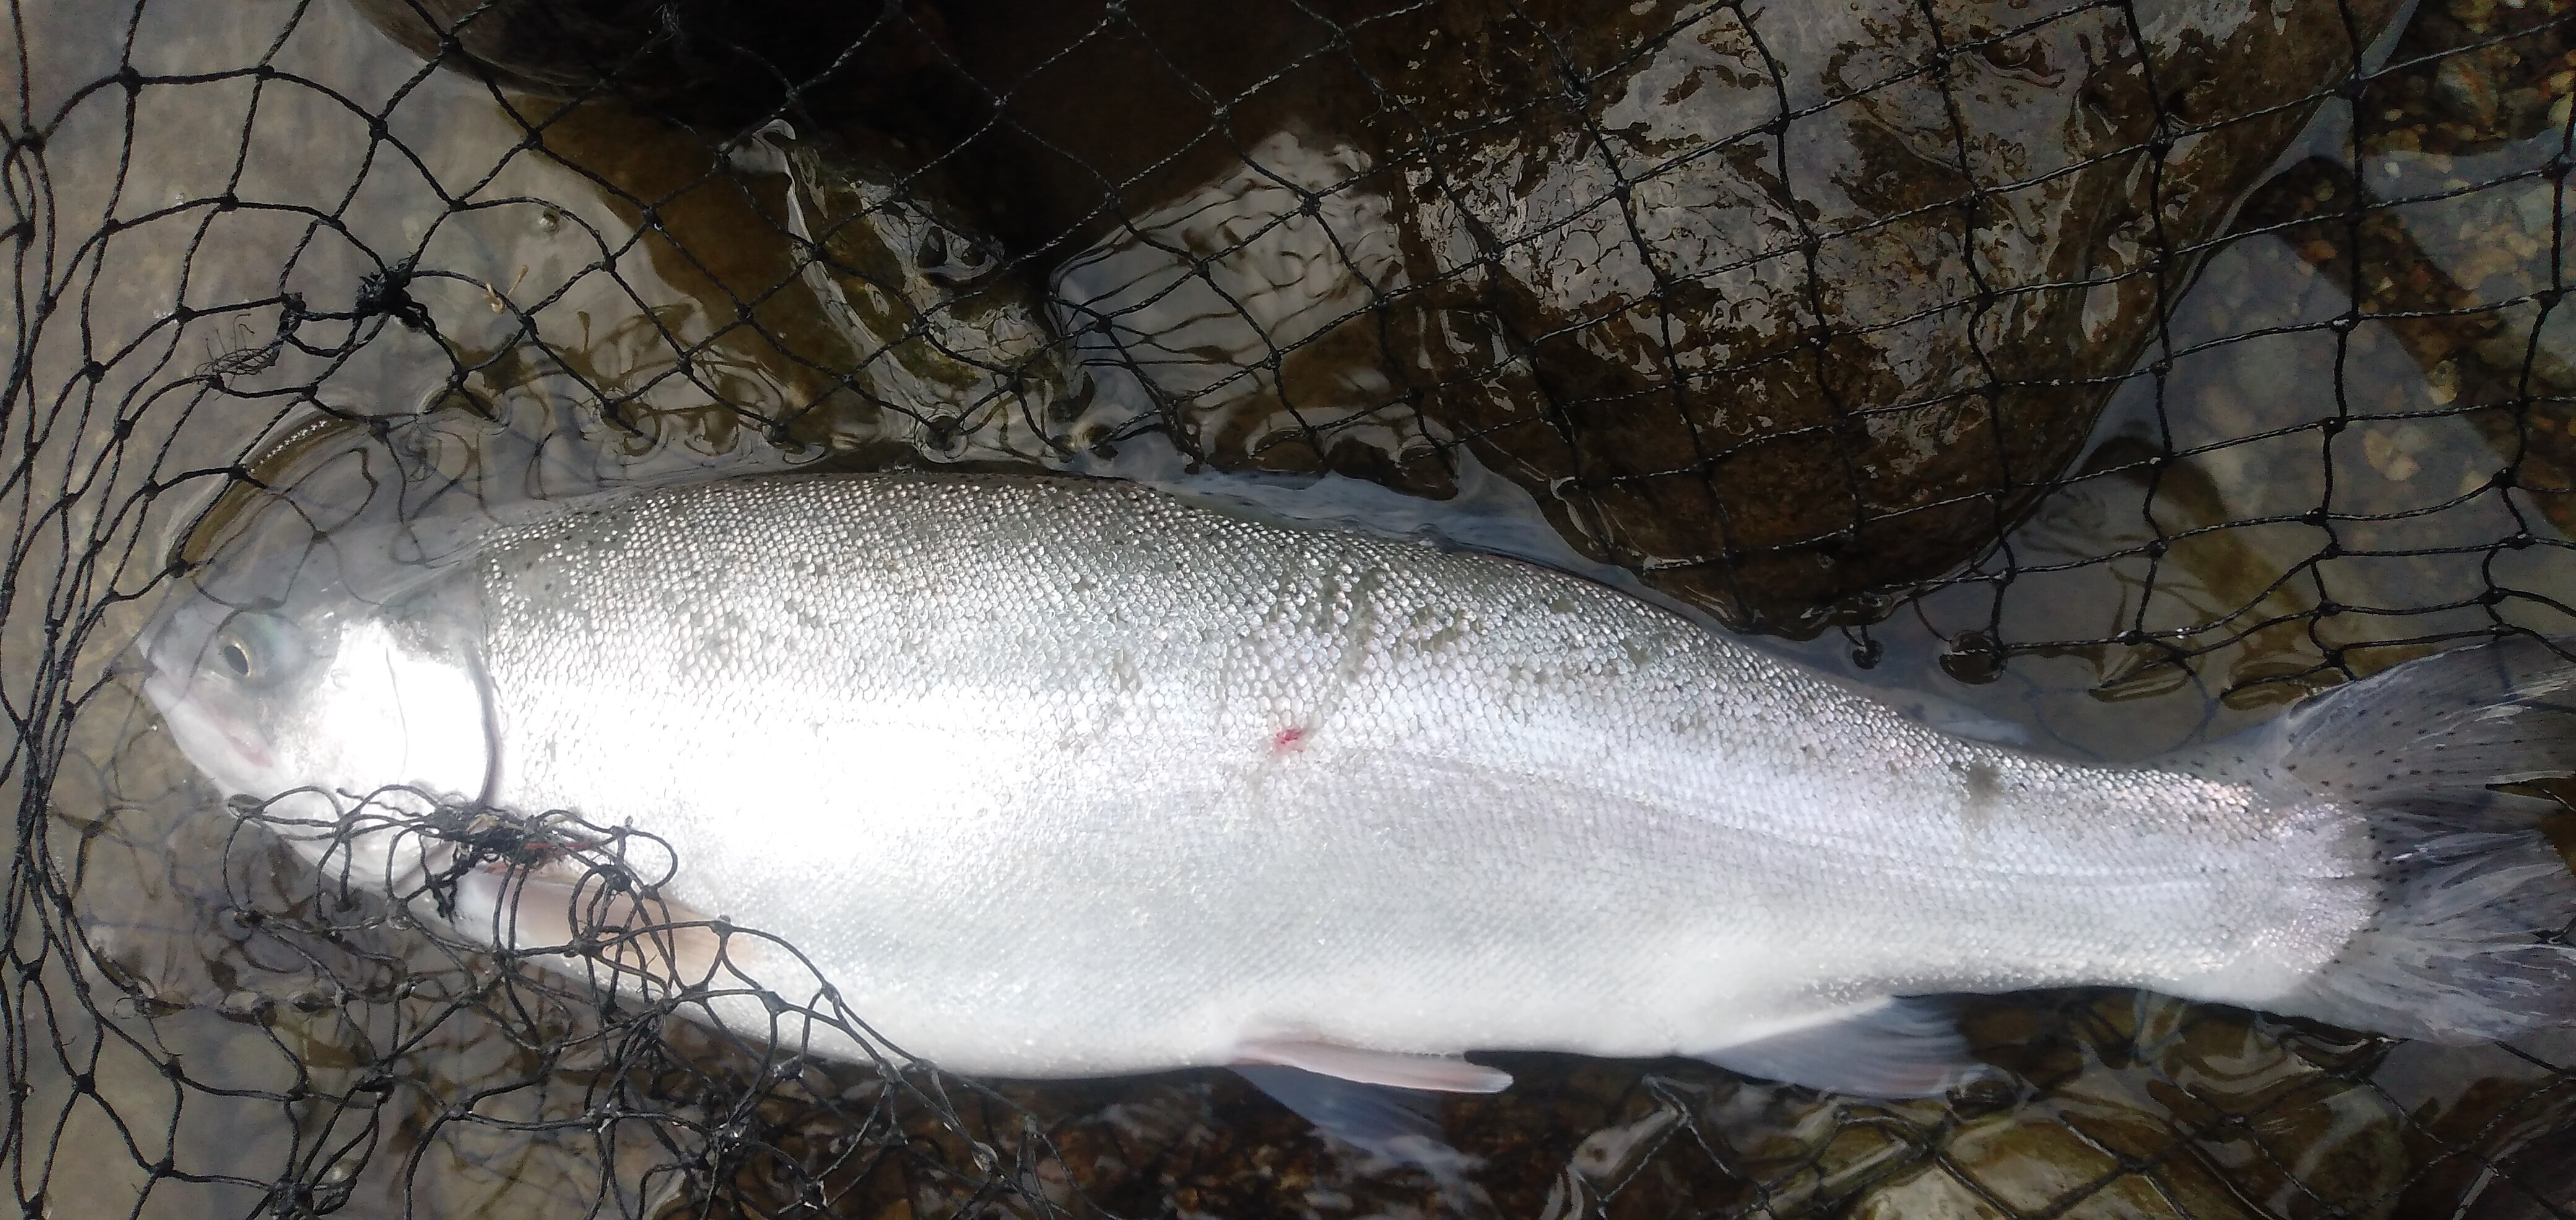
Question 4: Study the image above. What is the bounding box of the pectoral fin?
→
[452,863,726,991]
[1695,997,1989,1098]
[1232,1038,1512,1092]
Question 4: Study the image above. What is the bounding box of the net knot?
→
[353,258,431,333]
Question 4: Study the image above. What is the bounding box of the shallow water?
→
[9,0,2576,1217]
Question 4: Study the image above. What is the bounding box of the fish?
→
[133,473,2576,1119]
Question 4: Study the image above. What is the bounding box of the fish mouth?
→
[216,720,276,773]
[139,669,277,789]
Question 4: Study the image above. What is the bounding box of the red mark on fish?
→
[1271,726,1308,754]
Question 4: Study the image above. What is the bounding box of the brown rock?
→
[1001,0,2411,632]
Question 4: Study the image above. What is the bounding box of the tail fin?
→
[2241,634,2576,1043]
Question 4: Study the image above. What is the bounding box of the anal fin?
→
[1696,997,1989,1098]
[1232,1065,1483,1206]
[1232,1038,1512,1092]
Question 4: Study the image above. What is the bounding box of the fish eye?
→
[209,611,307,689]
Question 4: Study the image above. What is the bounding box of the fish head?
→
[133,575,494,833]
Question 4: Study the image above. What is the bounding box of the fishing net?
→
[7,0,2576,1216]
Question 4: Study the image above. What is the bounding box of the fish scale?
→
[134,473,2576,1100]
[463,474,2351,1074]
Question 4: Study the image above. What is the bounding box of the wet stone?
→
[911,0,2411,633]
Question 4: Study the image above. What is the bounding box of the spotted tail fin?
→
[2242,634,2576,1042]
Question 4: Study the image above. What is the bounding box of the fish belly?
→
[461,474,2370,1076]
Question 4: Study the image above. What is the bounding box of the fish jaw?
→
[141,663,285,797]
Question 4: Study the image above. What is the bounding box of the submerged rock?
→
[978,0,2413,632]
[425,100,1084,477]
[2361,0,2576,157]
[2234,155,2576,541]
[338,0,973,132]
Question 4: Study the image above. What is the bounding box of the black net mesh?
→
[9,0,2576,1216]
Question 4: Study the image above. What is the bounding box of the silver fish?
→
[135,473,2576,1104]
